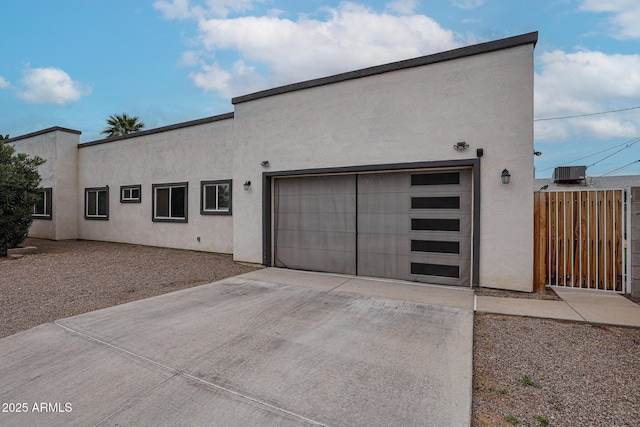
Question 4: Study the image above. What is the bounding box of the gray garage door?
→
[273,169,472,286]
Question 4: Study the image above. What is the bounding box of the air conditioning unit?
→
[552,166,586,183]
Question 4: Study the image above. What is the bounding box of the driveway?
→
[0,268,474,426]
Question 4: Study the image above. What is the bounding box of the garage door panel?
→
[275,247,356,274]
[411,214,471,234]
[276,230,355,253]
[359,233,470,258]
[274,175,356,275]
[277,212,355,233]
[274,169,472,287]
[277,194,357,214]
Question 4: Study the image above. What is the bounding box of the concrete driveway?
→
[0,268,474,426]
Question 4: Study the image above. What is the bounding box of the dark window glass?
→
[156,188,169,217]
[88,192,97,216]
[411,172,460,186]
[411,197,460,209]
[131,188,140,199]
[411,262,459,278]
[411,240,460,254]
[205,186,217,210]
[171,187,185,218]
[217,184,230,210]
[97,191,108,216]
[411,218,460,231]
[34,192,45,215]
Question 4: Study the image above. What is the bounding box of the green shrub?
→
[0,141,45,256]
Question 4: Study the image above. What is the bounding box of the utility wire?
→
[587,138,640,168]
[597,160,640,177]
[536,136,640,173]
[534,105,640,121]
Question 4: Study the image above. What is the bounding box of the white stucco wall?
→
[10,129,79,240]
[232,43,535,291]
[77,117,235,254]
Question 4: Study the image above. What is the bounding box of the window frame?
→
[84,186,109,220]
[152,182,188,223]
[32,188,52,220]
[120,184,142,203]
[200,179,232,215]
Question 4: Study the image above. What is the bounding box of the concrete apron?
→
[0,268,474,427]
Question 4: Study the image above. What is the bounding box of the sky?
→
[1,0,639,178]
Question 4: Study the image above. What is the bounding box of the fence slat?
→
[533,189,626,293]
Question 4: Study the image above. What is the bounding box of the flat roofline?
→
[80,112,234,148]
[232,31,538,105]
[6,126,82,143]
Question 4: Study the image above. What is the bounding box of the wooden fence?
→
[534,189,627,292]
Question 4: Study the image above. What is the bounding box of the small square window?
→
[120,185,141,203]
[85,187,109,220]
[201,180,232,215]
[32,188,52,220]
[152,182,188,222]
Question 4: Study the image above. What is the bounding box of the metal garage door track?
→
[0,268,474,426]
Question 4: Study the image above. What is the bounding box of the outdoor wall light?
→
[261,160,270,167]
[501,169,511,184]
[453,141,469,150]
[243,180,251,191]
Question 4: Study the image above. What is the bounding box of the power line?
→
[534,105,640,122]
[536,136,640,173]
[597,160,640,177]
[587,138,640,168]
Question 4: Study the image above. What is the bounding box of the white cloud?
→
[579,0,640,39]
[154,0,192,19]
[18,67,92,105]
[452,0,484,10]
[154,0,263,19]
[178,2,460,97]
[535,50,640,141]
[0,76,9,89]
[386,0,419,15]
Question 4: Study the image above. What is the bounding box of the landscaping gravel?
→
[2,239,639,426]
[0,238,260,339]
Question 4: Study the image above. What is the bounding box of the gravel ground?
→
[2,239,639,426]
[0,238,260,339]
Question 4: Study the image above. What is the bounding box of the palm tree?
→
[0,134,9,141]
[101,113,145,138]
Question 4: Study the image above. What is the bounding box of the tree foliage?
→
[101,113,145,138]
[0,141,45,256]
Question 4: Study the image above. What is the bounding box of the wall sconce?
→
[243,180,251,191]
[261,160,269,167]
[501,169,511,184]
[453,141,469,150]
[534,151,542,156]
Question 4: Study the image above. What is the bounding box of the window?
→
[120,185,141,203]
[201,180,232,215]
[153,182,188,222]
[32,188,52,219]
[85,187,109,220]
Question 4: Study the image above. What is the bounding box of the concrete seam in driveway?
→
[54,300,331,427]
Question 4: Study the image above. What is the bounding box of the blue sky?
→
[1,0,639,177]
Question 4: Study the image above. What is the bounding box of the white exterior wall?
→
[77,118,235,253]
[11,129,79,240]
[232,44,534,291]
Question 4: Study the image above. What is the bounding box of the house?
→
[8,32,537,292]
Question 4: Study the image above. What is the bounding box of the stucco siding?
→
[232,44,534,290]
[78,118,235,254]
[10,129,79,240]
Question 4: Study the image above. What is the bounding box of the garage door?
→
[273,169,472,286]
